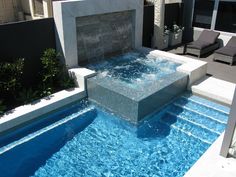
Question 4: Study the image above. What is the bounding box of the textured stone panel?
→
[76,11,134,64]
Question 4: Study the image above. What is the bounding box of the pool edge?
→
[0,88,86,134]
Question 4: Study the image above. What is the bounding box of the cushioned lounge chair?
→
[214,36,236,65]
[184,30,220,58]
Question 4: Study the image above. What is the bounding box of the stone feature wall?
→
[53,0,143,68]
[76,11,134,64]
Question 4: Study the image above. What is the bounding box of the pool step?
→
[166,111,221,135]
[181,92,230,114]
[158,93,230,145]
[175,97,228,124]
[160,113,218,144]
[167,104,226,134]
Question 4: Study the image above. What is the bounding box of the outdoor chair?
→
[184,30,220,58]
[214,36,236,65]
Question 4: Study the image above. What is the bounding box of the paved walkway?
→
[184,134,236,177]
[168,46,236,84]
[191,76,235,106]
[167,46,236,177]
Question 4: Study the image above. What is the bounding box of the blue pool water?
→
[87,51,181,89]
[0,93,229,177]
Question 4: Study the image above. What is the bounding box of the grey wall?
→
[182,0,195,42]
[143,4,154,48]
[164,3,183,28]
[0,18,56,86]
[182,0,236,43]
[76,11,134,64]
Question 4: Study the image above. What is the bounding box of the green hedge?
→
[0,48,75,115]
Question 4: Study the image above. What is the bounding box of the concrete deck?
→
[168,46,236,84]
[167,46,236,176]
[184,134,236,177]
[191,76,236,106]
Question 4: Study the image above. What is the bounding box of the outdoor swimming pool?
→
[0,93,229,177]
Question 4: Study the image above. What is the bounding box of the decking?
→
[168,46,236,84]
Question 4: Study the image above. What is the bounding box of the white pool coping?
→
[139,48,208,88]
[184,133,236,177]
[191,76,236,106]
[0,88,86,134]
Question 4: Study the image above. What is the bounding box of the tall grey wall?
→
[76,11,134,64]
[0,18,56,86]
[182,0,195,42]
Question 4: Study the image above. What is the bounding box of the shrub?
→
[40,48,75,92]
[0,58,24,99]
[40,48,60,89]
[164,25,170,35]
[171,22,184,34]
[38,84,52,97]
[0,48,75,114]
[0,100,6,115]
[17,88,39,104]
[57,65,75,89]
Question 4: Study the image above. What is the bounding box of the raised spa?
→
[87,51,188,123]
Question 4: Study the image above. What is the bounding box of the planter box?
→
[169,31,182,47]
[162,34,169,49]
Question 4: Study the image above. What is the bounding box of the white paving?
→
[0,88,86,133]
[184,134,236,177]
[191,76,236,106]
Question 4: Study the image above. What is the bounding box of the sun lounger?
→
[214,36,236,65]
[184,30,220,58]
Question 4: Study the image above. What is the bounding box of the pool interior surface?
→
[0,93,229,177]
[87,51,181,90]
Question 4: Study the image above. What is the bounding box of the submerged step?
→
[174,97,228,124]
[167,105,226,134]
[160,113,219,144]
